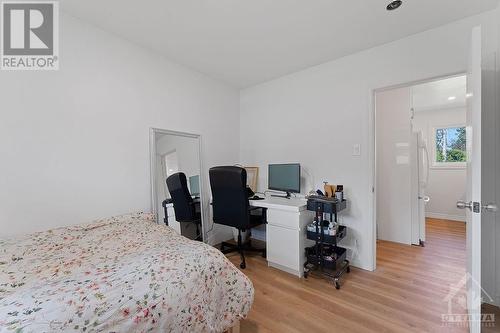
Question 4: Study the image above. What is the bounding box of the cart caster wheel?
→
[240,263,246,269]
[346,266,350,273]
[334,279,340,289]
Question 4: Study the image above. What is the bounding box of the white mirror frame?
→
[149,128,206,242]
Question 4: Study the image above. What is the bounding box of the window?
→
[433,126,466,167]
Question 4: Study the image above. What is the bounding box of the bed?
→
[0,212,253,332]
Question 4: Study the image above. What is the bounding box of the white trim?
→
[425,212,466,222]
[429,164,466,170]
[368,88,376,271]
[267,261,301,277]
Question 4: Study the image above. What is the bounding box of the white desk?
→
[249,197,314,277]
[174,196,315,278]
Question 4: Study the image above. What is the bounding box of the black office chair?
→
[166,172,202,241]
[209,166,266,269]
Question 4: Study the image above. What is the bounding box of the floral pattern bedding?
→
[0,212,254,333]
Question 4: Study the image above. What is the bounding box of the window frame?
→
[430,124,467,169]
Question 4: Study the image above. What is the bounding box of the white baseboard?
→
[426,212,466,222]
[349,258,370,271]
[267,261,301,277]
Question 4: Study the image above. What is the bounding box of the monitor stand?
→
[271,191,291,199]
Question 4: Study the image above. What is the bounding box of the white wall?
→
[412,107,467,221]
[0,13,240,241]
[240,11,497,271]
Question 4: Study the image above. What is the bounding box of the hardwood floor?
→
[482,303,500,333]
[226,218,475,332]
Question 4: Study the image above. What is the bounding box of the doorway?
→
[371,27,499,330]
[375,74,467,246]
[373,74,470,326]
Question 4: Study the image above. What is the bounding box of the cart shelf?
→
[303,196,350,289]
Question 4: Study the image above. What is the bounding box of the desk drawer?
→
[266,224,299,271]
[266,209,300,229]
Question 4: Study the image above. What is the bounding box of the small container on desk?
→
[303,196,350,289]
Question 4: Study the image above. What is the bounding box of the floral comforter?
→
[0,212,254,333]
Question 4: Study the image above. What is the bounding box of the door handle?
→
[419,196,430,203]
[457,201,473,210]
[482,203,498,212]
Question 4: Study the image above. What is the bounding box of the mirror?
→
[150,128,204,242]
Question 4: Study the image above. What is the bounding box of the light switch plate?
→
[353,144,361,156]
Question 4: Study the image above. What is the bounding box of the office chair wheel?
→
[334,279,340,290]
[303,271,309,279]
[346,266,350,273]
[240,262,246,269]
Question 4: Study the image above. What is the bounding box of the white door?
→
[459,26,482,333]
[411,132,429,245]
[417,132,429,244]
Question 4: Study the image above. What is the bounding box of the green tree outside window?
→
[435,127,467,163]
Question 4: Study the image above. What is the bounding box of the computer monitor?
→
[268,163,300,198]
[189,175,200,197]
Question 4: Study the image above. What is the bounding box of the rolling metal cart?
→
[303,196,350,289]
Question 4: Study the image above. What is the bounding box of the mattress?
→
[0,212,253,332]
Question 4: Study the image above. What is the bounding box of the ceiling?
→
[61,0,499,88]
[412,75,466,111]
